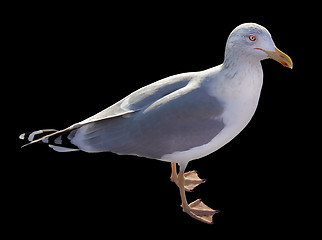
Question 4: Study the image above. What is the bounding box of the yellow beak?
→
[261,46,293,69]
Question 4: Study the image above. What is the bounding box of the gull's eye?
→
[249,35,256,41]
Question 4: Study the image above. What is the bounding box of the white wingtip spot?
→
[28,130,44,141]
[19,133,25,140]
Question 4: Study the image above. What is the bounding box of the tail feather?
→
[19,128,80,152]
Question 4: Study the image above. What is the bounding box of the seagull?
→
[20,23,292,224]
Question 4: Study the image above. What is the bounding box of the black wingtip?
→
[19,129,58,148]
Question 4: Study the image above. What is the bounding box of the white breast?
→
[161,63,263,168]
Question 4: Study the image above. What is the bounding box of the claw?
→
[183,171,205,192]
[171,165,218,224]
[170,164,205,192]
[183,199,219,224]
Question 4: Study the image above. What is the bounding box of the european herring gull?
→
[20,23,292,224]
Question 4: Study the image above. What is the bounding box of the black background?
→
[7,2,316,238]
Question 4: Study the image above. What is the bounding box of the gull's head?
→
[225,23,293,69]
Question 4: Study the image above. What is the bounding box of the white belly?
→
[161,77,263,169]
[160,63,264,169]
[161,98,259,166]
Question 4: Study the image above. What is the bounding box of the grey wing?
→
[78,73,193,125]
[71,82,225,160]
[21,72,195,150]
